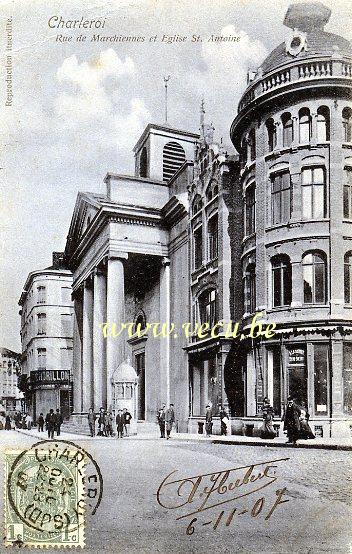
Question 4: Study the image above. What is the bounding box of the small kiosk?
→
[111,360,138,435]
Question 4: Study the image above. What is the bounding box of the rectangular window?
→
[208,214,218,260]
[61,314,73,336]
[37,286,46,304]
[61,287,72,304]
[37,348,46,370]
[343,343,352,415]
[313,343,329,415]
[194,226,203,269]
[37,313,46,335]
[343,169,352,219]
[60,347,73,369]
[302,167,326,219]
[245,185,256,235]
[271,172,291,225]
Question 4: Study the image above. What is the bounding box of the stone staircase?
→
[61,420,91,436]
[61,419,159,437]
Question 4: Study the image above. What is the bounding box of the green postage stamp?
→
[4,445,85,547]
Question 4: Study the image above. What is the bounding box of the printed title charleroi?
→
[48,16,107,29]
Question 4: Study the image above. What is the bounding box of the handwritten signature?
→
[156,457,290,534]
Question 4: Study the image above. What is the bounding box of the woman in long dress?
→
[260,397,276,439]
[299,406,315,439]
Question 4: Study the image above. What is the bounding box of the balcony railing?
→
[30,370,71,386]
[238,56,352,113]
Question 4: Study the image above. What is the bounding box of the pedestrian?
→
[260,397,276,439]
[0,412,5,430]
[22,413,27,429]
[45,409,57,439]
[88,408,96,437]
[205,404,213,437]
[299,405,315,439]
[219,405,229,436]
[157,404,166,438]
[123,408,132,437]
[25,413,33,431]
[105,410,113,437]
[5,414,11,430]
[97,408,106,436]
[165,403,175,440]
[282,396,301,445]
[115,409,124,438]
[37,413,44,432]
[55,409,63,436]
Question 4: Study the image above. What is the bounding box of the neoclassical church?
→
[63,1,352,437]
[64,119,238,432]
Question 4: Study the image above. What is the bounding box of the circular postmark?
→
[6,439,103,541]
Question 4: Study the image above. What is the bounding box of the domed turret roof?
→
[262,31,351,75]
[261,2,351,75]
[111,359,137,383]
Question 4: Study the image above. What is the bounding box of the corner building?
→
[230,2,352,437]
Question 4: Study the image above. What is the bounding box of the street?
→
[1,431,351,553]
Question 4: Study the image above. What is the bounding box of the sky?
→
[0,0,351,352]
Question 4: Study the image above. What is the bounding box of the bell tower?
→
[133,123,198,183]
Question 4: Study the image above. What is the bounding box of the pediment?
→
[65,192,104,260]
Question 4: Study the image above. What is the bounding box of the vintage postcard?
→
[1,0,352,551]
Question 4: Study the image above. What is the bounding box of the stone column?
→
[159,257,171,405]
[274,121,282,150]
[291,258,303,308]
[106,254,127,411]
[82,279,94,412]
[291,115,298,148]
[72,292,83,413]
[93,268,107,411]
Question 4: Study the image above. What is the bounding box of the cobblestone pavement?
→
[0,432,351,553]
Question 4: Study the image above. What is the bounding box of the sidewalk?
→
[15,428,352,450]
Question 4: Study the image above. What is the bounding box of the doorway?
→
[136,352,145,420]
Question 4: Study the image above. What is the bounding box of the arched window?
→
[245,183,256,235]
[193,225,203,269]
[248,129,256,161]
[342,107,352,142]
[344,252,352,304]
[240,137,247,167]
[317,106,330,142]
[163,141,186,182]
[192,194,202,215]
[198,288,218,327]
[299,108,312,143]
[244,264,256,313]
[139,147,148,178]
[206,182,219,202]
[301,167,326,219]
[271,255,292,307]
[282,112,293,147]
[344,168,352,219]
[266,118,276,151]
[134,312,146,333]
[302,252,327,304]
[207,213,218,260]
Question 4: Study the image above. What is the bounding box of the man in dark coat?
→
[45,409,57,439]
[115,410,124,438]
[282,396,301,445]
[55,409,63,436]
[157,404,166,438]
[37,413,44,432]
[165,404,175,440]
[88,408,96,437]
[123,408,132,437]
[205,404,213,437]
